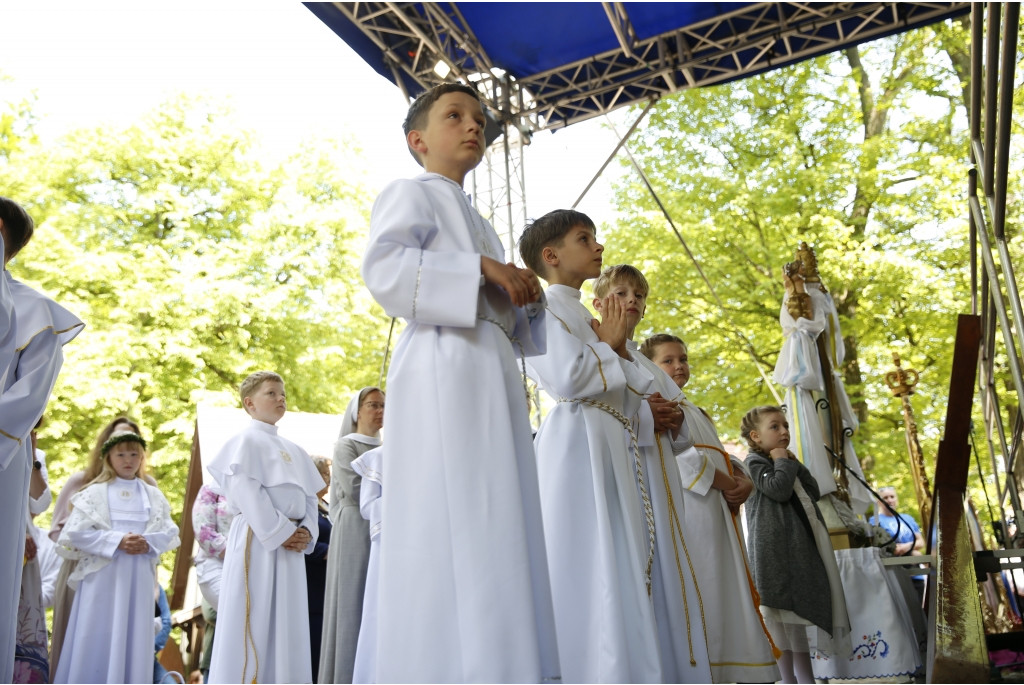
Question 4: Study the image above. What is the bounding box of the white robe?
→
[0,236,15,392]
[318,431,378,684]
[31,525,60,610]
[207,419,323,685]
[629,343,715,683]
[360,173,559,683]
[678,394,781,683]
[54,478,179,683]
[527,284,662,683]
[27,449,51,517]
[350,446,382,685]
[0,273,82,681]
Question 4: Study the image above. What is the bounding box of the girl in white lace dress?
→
[54,431,179,684]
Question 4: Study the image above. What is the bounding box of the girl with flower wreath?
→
[53,430,179,684]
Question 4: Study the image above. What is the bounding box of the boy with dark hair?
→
[518,212,665,682]
[359,83,558,682]
[401,83,481,160]
[517,208,595,277]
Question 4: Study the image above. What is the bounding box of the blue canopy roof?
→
[306,2,969,131]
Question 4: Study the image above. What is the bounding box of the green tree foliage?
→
[605,25,972,515]
[0,93,390,550]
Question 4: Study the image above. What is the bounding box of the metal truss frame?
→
[324,1,967,240]
[471,123,528,263]
[327,2,969,132]
[969,3,1024,530]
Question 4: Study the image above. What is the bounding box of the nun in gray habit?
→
[318,387,384,684]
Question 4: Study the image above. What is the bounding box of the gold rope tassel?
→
[560,397,656,595]
[693,442,782,660]
[656,437,706,666]
[242,528,260,683]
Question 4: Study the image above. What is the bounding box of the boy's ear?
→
[541,245,558,269]
[407,129,427,157]
[592,296,603,312]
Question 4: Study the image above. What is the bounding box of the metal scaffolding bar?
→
[969,2,1024,540]
[321,2,969,133]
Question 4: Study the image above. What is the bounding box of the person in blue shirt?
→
[870,487,925,599]
[870,487,924,557]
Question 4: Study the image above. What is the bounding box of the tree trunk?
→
[840,43,917,424]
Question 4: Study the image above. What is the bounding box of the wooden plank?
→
[158,635,187,680]
[932,489,988,682]
[932,314,982,494]
[169,420,203,611]
[931,314,988,683]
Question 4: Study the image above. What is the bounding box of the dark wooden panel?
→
[169,421,203,611]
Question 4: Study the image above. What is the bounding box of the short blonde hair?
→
[240,371,284,405]
[593,264,650,299]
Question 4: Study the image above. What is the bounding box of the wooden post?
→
[169,420,204,611]
[931,314,988,683]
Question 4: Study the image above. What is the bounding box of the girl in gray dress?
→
[741,405,849,684]
[318,387,384,684]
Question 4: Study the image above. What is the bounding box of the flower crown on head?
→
[101,430,147,456]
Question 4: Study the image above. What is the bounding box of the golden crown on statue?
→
[885,352,919,396]
[796,241,826,292]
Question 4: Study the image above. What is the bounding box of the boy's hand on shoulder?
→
[648,392,683,433]
[481,257,542,307]
[591,295,628,356]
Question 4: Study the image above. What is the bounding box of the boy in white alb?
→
[591,265,715,683]
[519,210,662,683]
[359,83,558,682]
[207,371,324,684]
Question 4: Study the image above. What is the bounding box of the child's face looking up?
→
[245,380,287,425]
[653,341,690,389]
[750,412,790,452]
[409,91,486,182]
[108,442,143,480]
[548,224,604,285]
